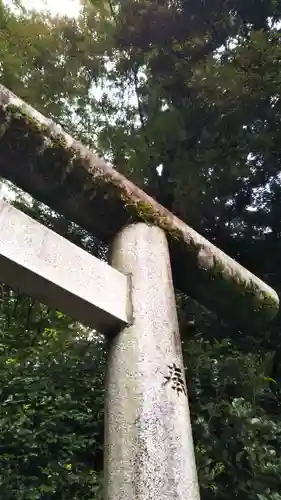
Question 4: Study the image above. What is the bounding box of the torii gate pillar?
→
[105,223,200,500]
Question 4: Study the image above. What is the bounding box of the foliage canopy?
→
[1,0,281,498]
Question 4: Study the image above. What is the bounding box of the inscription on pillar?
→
[163,363,186,396]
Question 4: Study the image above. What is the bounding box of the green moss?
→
[166,228,182,241]
[121,197,156,222]
[120,196,186,242]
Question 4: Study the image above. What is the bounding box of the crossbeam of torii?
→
[0,85,279,500]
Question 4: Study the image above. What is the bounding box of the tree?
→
[0,3,107,497]
[0,283,105,500]
[90,1,281,497]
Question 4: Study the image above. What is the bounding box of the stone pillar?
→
[105,222,200,500]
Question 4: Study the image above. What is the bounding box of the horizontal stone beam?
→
[0,85,279,329]
[0,201,130,332]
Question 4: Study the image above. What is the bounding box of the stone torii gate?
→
[0,85,279,500]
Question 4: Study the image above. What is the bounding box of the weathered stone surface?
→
[0,84,278,328]
[105,223,200,500]
[0,201,130,331]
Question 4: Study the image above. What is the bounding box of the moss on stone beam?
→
[0,84,279,330]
